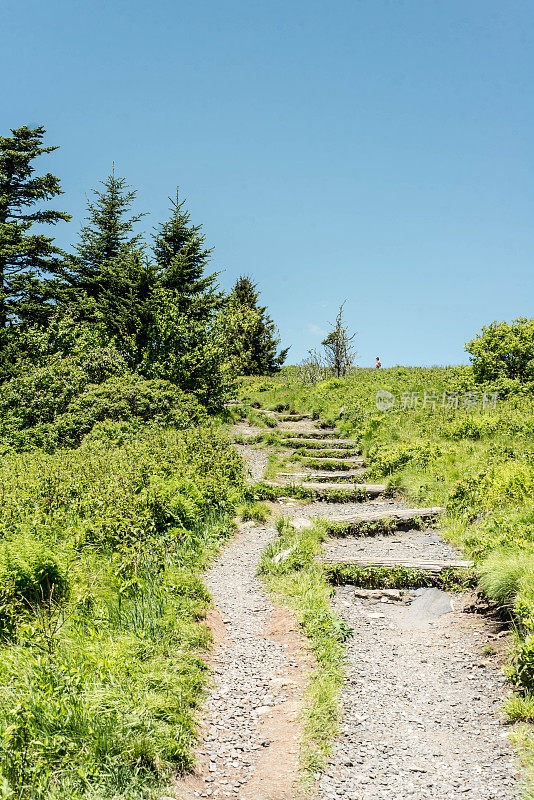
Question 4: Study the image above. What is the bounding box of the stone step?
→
[283,437,359,449]
[318,555,473,573]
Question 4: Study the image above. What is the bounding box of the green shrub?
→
[0,370,206,452]
[0,535,68,607]
[466,317,534,384]
[448,460,534,516]
[0,423,244,798]
[508,632,534,692]
[366,440,442,477]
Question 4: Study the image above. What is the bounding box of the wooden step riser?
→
[319,556,472,571]
[301,459,364,470]
[275,472,366,483]
[292,452,361,461]
[298,482,385,493]
[279,431,341,440]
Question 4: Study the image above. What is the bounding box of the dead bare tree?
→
[298,348,329,385]
[321,302,357,377]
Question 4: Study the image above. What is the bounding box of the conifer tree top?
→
[75,166,146,270]
[153,189,219,299]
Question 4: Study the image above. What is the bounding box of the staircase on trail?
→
[215,407,515,800]
[264,410,467,582]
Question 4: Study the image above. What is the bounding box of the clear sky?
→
[2,0,533,366]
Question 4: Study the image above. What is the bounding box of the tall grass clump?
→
[0,423,244,799]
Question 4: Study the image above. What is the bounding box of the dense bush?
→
[0,362,206,451]
[0,425,244,798]
[366,440,442,477]
[0,534,68,635]
[466,317,534,385]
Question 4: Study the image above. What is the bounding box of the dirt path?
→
[173,520,310,800]
[318,586,518,799]
[172,415,521,800]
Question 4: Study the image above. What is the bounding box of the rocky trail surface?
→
[173,413,521,800]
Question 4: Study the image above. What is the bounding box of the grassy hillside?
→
[237,367,534,705]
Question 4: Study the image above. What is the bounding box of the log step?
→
[301,457,365,468]
[319,555,473,573]
[283,437,359,448]
[326,507,443,527]
[279,430,341,439]
[296,453,361,462]
[298,482,385,495]
[275,413,311,420]
[276,470,366,481]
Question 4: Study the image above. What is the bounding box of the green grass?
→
[241,501,271,523]
[505,693,534,723]
[259,518,348,782]
[326,515,433,537]
[245,481,372,503]
[0,424,245,799]
[325,563,476,590]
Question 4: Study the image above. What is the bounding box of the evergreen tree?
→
[96,249,157,365]
[152,190,222,318]
[136,192,230,406]
[59,167,146,302]
[0,125,70,326]
[230,275,289,374]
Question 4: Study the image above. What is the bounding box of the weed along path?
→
[174,411,520,800]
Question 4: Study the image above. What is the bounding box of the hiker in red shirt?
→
[375,356,381,369]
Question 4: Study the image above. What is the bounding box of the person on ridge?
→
[375,356,381,369]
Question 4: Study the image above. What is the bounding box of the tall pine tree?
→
[0,125,70,326]
[230,275,289,374]
[137,191,230,407]
[59,167,146,303]
[152,190,222,318]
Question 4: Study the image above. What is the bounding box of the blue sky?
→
[2,0,533,366]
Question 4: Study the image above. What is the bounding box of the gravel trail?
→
[317,586,519,799]
[323,527,461,562]
[174,521,309,800]
[174,415,521,800]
